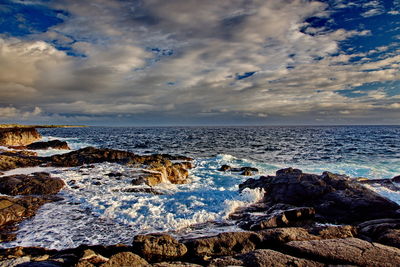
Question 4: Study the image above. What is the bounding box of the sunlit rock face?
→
[0,128,41,146]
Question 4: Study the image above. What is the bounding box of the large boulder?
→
[0,128,41,146]
[0,172,65,195]
[132,234,187,262]
[285,238,400,267]
[100,252,148,267]
[27,140,70,150]
[184,231,261,258]
[239,168,400,224]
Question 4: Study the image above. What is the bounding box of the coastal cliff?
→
[0,128,41,146]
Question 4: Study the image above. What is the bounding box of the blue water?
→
[39,125,400,178]
[2,126,399,249]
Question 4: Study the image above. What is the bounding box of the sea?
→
[1,126,400,249]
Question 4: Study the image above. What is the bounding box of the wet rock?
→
[184,231,261,257]
[27,140,70,150]
[0,128,41,146]
[285,237,400,267]
[239,168,400,224]
[392,175,400,183]
[0,196,53,228]
[0,154,44,171]
[100,252,148,267]
[0,172,65,195]
[1,149,38,157]
[118,187,164,195]
[237,206,315,230]
[132,234,187,262]
[358,218,400,248]
[218,165,231,172]
[106,172,123,178]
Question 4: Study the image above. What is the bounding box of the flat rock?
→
[285,237,400,267]
[132,234,187,262]
[0,173,65,195]
[184,231,261,257]
[100,252,148,267]
[210,249,323,267]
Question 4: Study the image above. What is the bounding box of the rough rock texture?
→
[132,234,187,262]
[0,172,65,195]
[184,231,261,257]
[100,252,148,267]
[285,238,400,267]
[218,165,258,176]
[27,140,70,150]
[358,218,400,248]
[153,261,202,266]
[0,128,41,146]
[0,153,44,171]
[0,196,53,229]
[239,168,400,224]
[209,249,323,267]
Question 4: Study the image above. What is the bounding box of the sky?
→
[0,0,399,126]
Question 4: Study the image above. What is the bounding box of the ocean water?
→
[1,126,400,249]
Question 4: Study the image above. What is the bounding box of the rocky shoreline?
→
[0,128,399,266]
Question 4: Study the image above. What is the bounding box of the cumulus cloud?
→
[0,0,399,124]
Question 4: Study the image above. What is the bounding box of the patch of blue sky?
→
[0,0,66,37]
[336,81,400,98]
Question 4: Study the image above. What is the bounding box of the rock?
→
[309,225,356,239]
[100,252,148,267]
[208,256,244,267]
[258,227,319,244]
[184,231,261,257]
[392,175,400,183]
[118,187,164,195]
[219,165,231,172]
[358,218,400,248]
[0,173,65,195]
[0,154,44,171]
[237,206,315,230]
[285,237,400,267]
[0,128,41,146]
[132,234,187,262]
[0,256,31,266]
[77,249,108,265]
[239,168,400,224]
[153,262,202,267]
[1,149,38,157]
[106,172,123,178]
[27,140,70,150]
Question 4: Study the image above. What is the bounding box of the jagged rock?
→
[219,165,231,172]
[218,165,258,176]
[358,218,400,248]
[0,172,65,195]
[209,249,323,267]
[100,252,148,267]
[237,206,315,230]
[0,149,38,157]
[0,154,44,171]
[184,232,261,257]
[132,234,187,262]
[27,140,70,150]
[0,128,41,146]
[239,168,400,224]
[285,238,400,267]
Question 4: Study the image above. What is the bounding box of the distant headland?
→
[0,124,87,129]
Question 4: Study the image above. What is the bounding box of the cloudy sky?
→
[0,0,399,125]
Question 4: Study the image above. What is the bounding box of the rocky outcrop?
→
[0,172,65,195]
[100,252,148,267]
[0,128,41,146]
[285,238,400,267]
[0,153,45,171]
[358,218,400,248]
[27,140,70,150]
[239,168,400,224]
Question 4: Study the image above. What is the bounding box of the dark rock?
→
[132,234,187,262]
[184,231,261,257]
[358,218,400,248]
[219,165,231,172]
[92,181,101,186]
[0,172,65,195]
[309,225,356,239]
[100,252,148,267]
[106,172,123,178]
[237,206,315,230]
[0,128,41,146]
[118,187,164,195]
[392,175,400,183]
[285,238,400,267]
[239,168,400,224]
[0,153,44,171]
[27,140,70,150]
